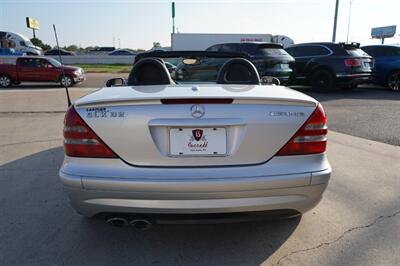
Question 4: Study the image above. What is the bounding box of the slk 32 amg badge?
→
[86,107,125,118]
[269,111,305,117]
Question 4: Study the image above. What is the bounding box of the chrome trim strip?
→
[293,135,327,143]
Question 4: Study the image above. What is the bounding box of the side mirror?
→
[106,78,126,87]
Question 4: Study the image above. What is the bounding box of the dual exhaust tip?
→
[106,217,152,230]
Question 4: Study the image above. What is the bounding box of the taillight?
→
[276,104,327,156]
[344,58,361,67]
[63,106,117,158]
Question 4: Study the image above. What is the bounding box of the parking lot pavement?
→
[0,110,399,266]
[296,86,400,146]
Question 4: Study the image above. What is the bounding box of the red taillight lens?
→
[277,104,328,156]
[63,106,117,158]
[344,58,361,67]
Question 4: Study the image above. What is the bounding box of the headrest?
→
[128,58,173,86]
[216,58,260,85]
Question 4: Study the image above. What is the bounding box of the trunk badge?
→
[190,104,205,118]
[192,129,203,141]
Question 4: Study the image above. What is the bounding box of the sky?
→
[1,0,399,49]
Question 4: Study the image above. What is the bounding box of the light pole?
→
[172,2,176,34]
[332,0,339,42]
[346,0,353,43]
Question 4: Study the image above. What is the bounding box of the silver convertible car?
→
[59,51,331,228]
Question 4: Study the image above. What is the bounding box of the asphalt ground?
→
[1,74,399,265]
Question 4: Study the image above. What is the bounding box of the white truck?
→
[0,31,42,55]
[171,33,294,51]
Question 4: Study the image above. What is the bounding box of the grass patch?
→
[76,64,131,73]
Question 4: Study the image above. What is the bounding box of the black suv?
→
[285,42,373,91]
[206,42,294,85]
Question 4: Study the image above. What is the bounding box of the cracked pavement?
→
[1,82,400,265]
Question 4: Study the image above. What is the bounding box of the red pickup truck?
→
[0,56,85,88]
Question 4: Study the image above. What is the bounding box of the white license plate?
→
[169,128,227,156]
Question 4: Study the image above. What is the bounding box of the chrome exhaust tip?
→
[106,217,129,227]
[130,219,152,230]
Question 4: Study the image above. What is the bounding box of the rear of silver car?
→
[59,84,331,224]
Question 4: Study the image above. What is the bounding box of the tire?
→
[0,74,12,88]
[311,70,334,92]
[387,71,400,91]
[60,75,74,87]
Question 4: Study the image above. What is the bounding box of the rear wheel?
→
[0,74,12,88]
[387,71,400,91]
[60,75,74,87]
[311,70,334,92]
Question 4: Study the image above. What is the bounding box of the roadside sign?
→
[371,25,396,39]
[172,2,175,18]
[26,17,40,30]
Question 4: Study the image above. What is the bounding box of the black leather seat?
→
[216,58,260,85]
[128,58,173,86]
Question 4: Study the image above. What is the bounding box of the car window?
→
[39,59,49,67]
[20,58,37,67]
[346,48,369,57]
[47,57,62,67]
[361,47,376,56]
[220,43,239,53]
[285,47,299,57]
[206,45,221,52]
[292,45,331,57]
[258,48,290,56]
[20,41,26,47]
[367,46,400,57]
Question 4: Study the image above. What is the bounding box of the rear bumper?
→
[59,155,331,218]
[336,73,373,85]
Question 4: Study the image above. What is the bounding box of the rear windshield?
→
[257,48,290,56]
[346,48,369,57]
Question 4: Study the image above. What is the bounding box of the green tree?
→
[65,45,78,51]
[30,37,51,50]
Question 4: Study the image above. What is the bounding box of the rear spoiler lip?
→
[75,96,317,108]
[339,42,361,49]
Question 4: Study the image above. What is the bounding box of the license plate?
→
[169,128,227,156]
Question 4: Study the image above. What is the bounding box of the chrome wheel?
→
[0,75,11,88]
[388,72,400,91]
[60,75,73,87]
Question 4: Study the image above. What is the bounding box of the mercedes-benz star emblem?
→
[190,104,205,118]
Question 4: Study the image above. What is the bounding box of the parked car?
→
[285,42,374,91]
[88,46,115,54]
[0,48,25,56]
[59,51,331,227]
[206,42,294,84]
[361,45,400,91]
[108,49,136,56]
[44,49,76,56]
[0,56,85,88]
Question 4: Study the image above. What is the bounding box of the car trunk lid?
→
[74,84,317,167]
